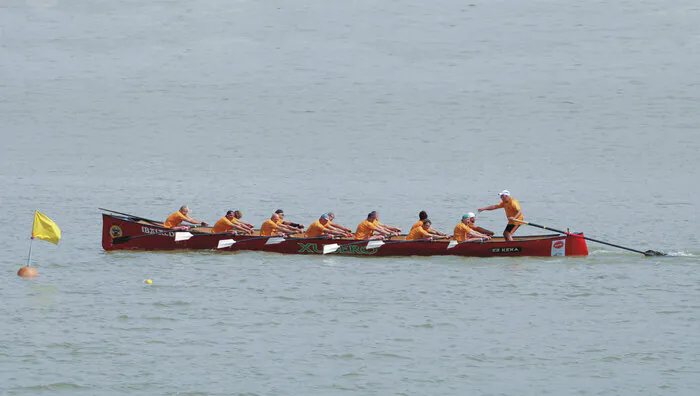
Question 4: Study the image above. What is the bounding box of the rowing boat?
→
[101,212,589,257]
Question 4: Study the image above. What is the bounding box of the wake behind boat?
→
[101,211,589,257]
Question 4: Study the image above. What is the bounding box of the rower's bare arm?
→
[508,210,523,221]
[478,205,497,212]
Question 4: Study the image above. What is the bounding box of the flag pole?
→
[26,237,34,267]
[19,211,40,277]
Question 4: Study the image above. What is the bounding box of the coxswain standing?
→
[164,205,209,230]
[478,190,523,241]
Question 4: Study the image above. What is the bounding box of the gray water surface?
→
[1,0,699,394]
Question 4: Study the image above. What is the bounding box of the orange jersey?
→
[453,222,473,242]
[496,198,524,224]
[411,220,424,230]
[260,219,279,236]
[406,226,430,240]
[164,211,187,228]
[275,218,284,225]
[212,217,234,233]
[355,220,379,239]
[306,220,327,238]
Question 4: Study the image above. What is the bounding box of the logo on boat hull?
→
[141,226,175,237]
[492,247,521,253]
[298,243,378,255]
[110,225,123,238]
[551,239,566,256]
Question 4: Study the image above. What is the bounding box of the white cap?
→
[499,190,510,197]
[467,212,476,219]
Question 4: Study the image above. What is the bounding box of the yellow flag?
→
[32,211,61,245]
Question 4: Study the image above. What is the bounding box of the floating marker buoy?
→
[17,266,39,278]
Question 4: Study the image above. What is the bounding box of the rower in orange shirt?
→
[261,213,302,236]
[211,210,253,234]
[164,205,209,230]
[274,209,305,231]
[478,190,524,241]
[355,211,394,240]
[453,213,492,242]
[324,212,353,234]
[410,210,448,236]
[464,212,494,237]
[371,212,401,235]
[306,214,352,238]
[406,219,449,240]
[231,210,255,233]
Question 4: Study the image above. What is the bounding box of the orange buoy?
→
[17,266,39,278]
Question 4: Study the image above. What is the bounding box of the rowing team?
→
[163,190,524,242]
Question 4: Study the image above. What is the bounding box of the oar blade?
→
[217,239,235,249]
[447,240,458,249]
[366,240,385,249]
[322,244,340,255]
[265,237,286,245]
[174,232,193,242]
[644,250,666,256]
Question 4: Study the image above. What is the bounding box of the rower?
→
[232,210,255,233]
[306,214,353,238]
[371,211,402,235]
[164,205,209,230]
[274,209,304,231]
[212,210,253,234]
[453,214,492,242]
[325,212,353,234]
[406,219,449,241]
[354,211,395,240]
[478,190,523,241]
[261,213,302,236]
[411,210,448,236]
[464,212,494,237]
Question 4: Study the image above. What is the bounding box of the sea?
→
[1,0,699,394]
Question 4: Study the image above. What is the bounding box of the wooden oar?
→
[322,239,368,255]
[99,208,163,225]
[447,238,488,249]
[513,219,666,256]
[324,237,437,255]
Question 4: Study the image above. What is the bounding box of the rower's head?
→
[275,209,284,220]
[367,211,378,221]
[327,212,335,221]
[466,212,476,223]
[462,213,475,224]
[319,213,330,225]
[419,211,428,221]
[225,210,235,220]
[421,219,432,230]
[271,213,280,221]
[499,190,511,202]
[179,205,190,215]
[233,210,243,219]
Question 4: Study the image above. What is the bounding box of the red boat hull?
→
[102,214,589,257]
